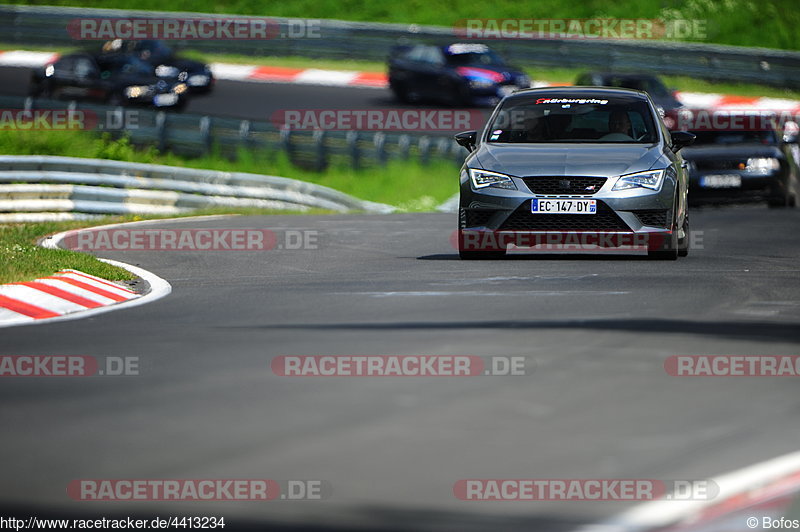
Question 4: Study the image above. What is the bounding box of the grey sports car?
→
[455,87,695,260]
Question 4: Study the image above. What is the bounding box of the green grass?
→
[0,218,135,284]
[7,0,800,50]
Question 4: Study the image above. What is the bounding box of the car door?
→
[61,56,101,100]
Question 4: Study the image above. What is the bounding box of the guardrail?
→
[1,5,799,88]
[0,95,465,169]
[0,155,395,222]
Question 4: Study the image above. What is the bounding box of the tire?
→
[649,193,679,260]
[457,212,506,260]
[459,249,507,260]
[678,211,690,257]
[768,191,795,208]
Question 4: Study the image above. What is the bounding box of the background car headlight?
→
[612,169,666,191]
[469,169,517,190]
[745,157,780,174]
[124,85,152,98]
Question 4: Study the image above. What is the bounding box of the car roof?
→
[580,71,660,81]
[505,86,650,101]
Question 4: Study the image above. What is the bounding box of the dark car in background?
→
[455,87,695,260]
[575,71,689,129]
[102,39,214,93]
[389,43,530,106]
[29,52,189,109]
[682,117,799,207]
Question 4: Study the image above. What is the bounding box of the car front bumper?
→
[459,171,678,252]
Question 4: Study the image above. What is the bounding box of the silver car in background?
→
[455,87,695,260]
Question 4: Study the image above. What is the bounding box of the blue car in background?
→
[388,43,530,106]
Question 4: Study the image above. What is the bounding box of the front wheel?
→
[678,211,690,257]
[648,194,679,260]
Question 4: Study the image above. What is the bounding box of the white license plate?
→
[531,199,597,214]
[154,93,178,107]
[700,174,742,188]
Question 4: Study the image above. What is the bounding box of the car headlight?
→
[468,78,496,89]
[469,168,517,190]
[612,169,666,191]
[745,157,780,174]
[172,83,188,95]
[124,85,152,98]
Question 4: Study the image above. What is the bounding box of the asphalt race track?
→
[1,206,799,530]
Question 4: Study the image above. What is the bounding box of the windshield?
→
[446,51,504,66]
[99,55,155,76]
[486,96,659,143]
[690,130,778,145]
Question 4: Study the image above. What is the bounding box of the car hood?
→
[473,143,663,176]
[681,143,782,160]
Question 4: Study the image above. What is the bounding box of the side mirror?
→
[783,121,799,144]
[454,130,477,152]
[670,131,695,152]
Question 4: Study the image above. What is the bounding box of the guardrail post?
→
[238,120,251,149]
[280,126,293,158]
[346,131,360,170]
[155,111,167,152]
[313,129,327,171]
[374,132,387,166]
[199,116,212,155]
[398,134,410,160]
[418,136,430,166]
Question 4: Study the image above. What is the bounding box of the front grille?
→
[632,209,669,228]
[498,201,630,231]
[693,159,744,171]
[464,209,495,227]
[521,176,607,195]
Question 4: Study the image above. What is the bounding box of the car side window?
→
[407,46,427,62]
[423,48,445,65]
[74,58,98,78]
[53,57,75,75]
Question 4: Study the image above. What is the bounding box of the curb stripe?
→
[60,270,136,294]
[35,279,117,305]
[0,294,60,319]
[53,272,136,297]
[17,281,104,309]
[41,276,129,302]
